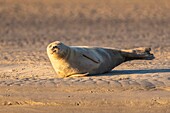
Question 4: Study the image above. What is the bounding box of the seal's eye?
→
[49,44,52,48]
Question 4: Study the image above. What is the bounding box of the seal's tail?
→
[120,47,155,61]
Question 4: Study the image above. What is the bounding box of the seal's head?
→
[47,41,69,59]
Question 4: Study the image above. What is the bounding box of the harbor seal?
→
[47,41,154,78]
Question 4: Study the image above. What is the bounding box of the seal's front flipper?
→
[80,49,100,64]
[68,73,89,77]
[82,52,100,64]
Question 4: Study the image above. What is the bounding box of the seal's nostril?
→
[52,46,59,50]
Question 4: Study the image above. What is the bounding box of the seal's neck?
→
[63,47,71,60]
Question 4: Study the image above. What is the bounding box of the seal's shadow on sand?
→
[89,69,170,77]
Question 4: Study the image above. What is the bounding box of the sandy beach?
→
[0,0,170,112]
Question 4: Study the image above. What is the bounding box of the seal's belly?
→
[67,48,124,74]
[67,49,101,74]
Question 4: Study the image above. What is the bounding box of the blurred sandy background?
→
[0,0,170,113]
[0,0,170,48]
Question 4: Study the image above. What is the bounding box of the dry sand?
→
[0,0,170,113]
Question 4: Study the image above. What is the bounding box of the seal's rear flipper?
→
[120,47,155,61]
[67,73,89,77]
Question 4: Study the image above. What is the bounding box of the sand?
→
[0,0,170,112]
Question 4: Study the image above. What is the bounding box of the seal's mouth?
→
[51,50,56,54]
[50,46,60,54]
